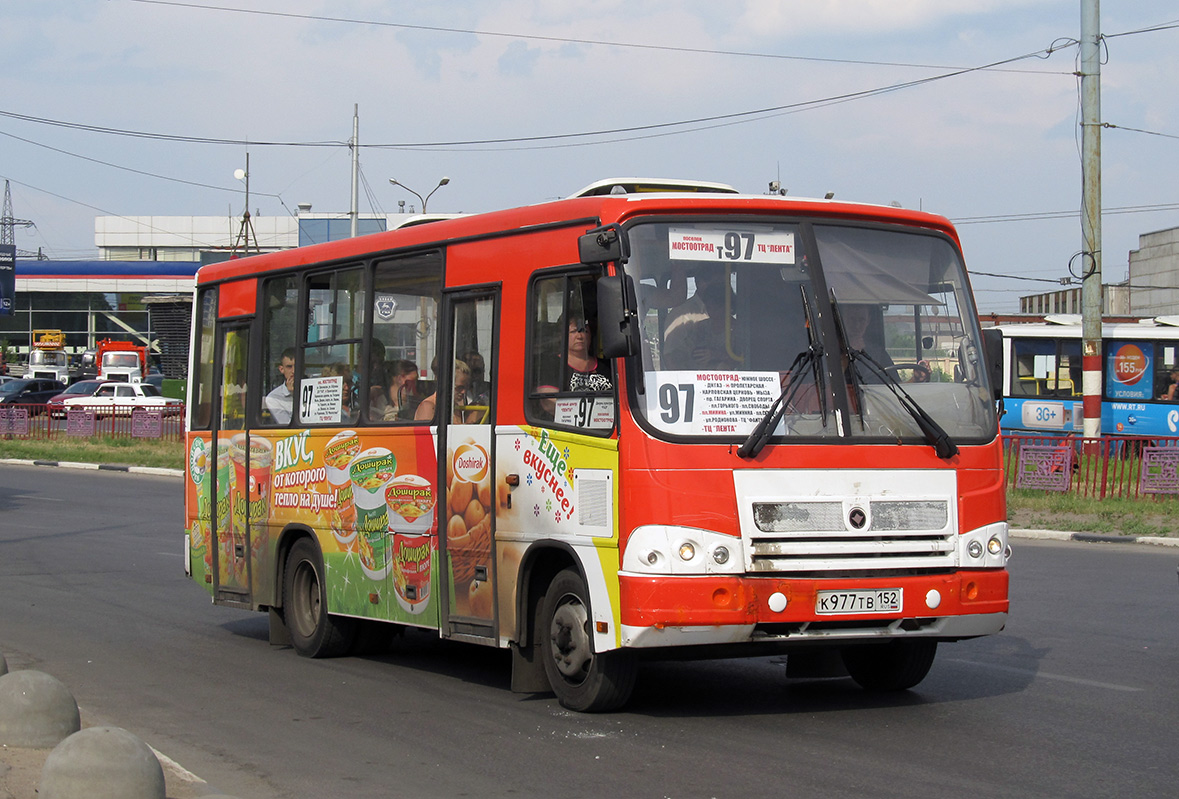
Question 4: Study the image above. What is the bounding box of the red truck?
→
[96,339,148,383]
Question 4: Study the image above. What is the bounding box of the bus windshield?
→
[625,219,996,444]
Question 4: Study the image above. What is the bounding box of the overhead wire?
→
[123,0,1071,75]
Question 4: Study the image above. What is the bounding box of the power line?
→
[1102,123,1179,141]
[953,202,1179,225]
[123,0,1070,75]
[0,43,1072,154]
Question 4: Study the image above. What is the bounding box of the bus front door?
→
[439,291,497,641]
[210,323,253,607]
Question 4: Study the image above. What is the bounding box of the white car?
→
[62,381,183,418]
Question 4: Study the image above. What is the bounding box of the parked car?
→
[62,381,183,418]
[0,378,68,414]
[46,380,113,419]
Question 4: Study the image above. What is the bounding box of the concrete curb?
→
[0,459,183,478]
[1010,528,1179,547]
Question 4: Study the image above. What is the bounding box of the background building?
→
[1128,225,1179,317]
[2,208,430,377]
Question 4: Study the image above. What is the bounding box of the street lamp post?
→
[389,177,450,213]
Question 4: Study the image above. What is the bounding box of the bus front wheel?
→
[539,569,637,712]
[282,538,355,658]
[841,639,937,691]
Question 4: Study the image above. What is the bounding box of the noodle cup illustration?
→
[230,434,274,536]
[385,474,435,534]
[324,430,362,547]
[392,533,432,614]
[349,446,397,580]
[214,439,236,584]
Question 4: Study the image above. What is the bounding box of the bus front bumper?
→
[617,570,1008,649]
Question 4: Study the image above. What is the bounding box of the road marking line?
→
[946,658,1143,692]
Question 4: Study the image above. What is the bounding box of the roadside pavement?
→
[2,458,1175,798]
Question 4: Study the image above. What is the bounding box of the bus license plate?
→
[815,588,902,615]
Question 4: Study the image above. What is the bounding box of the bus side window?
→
[190,288,217,430]
[368,251,443,424]
[301,268,364,425]
[526,271,615,431]
[259,275,298,426]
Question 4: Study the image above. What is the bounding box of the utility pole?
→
[1,180,35,249]
[1,180,34,317]
[230,154,260,258]
[1080,0,1102,445]
[350,104,359,238]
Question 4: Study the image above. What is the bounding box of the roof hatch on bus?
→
[567,177,739,198]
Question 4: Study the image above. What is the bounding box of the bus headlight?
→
[958,522,1009,569]
[623,526,744,575]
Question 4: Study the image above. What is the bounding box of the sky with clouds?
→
[2,0,1177,313]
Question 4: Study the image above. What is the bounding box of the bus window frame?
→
[523,264,616,435]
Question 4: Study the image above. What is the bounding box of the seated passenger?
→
[663,270,741,369]
[371,360,420,421]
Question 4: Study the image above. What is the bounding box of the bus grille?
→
[746,499,955,576]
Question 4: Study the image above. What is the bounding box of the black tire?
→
[539,569,637,712]
[842,639,938,691]
[282,538,355,657]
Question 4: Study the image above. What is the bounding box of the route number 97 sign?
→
[668,228,795,264]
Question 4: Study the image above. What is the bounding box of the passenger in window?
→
[839,303,894,375]
[415,360,475,423]
[372,360,420,421]
[565,316,611,392]
[1160,369,1179,401]
[462,350,491,408]
[367,339,388,408]
[663,270,740,369]
[263,348,296,424]
[910,359,932,383]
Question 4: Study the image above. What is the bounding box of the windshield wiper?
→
[737,348,816,459]
[737,288,826,460]
[850,348,959,460]
[829,293,957,459]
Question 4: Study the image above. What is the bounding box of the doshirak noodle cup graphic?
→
[385,474,435,534]
[214,438,238,585]
[228,434,273,586]
[324,430,362,547]
[392,533,432,614]
[349,447,397,580]
[230,434,274,530]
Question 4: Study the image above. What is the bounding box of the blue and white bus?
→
[994,315,1179,437]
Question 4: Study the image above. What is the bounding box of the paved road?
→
[1,464,1177,798]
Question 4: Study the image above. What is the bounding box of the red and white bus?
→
[184,180,1009,711]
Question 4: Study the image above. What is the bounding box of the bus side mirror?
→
[578,224,627,265]
[982,327,1003,400]
[597,275,640,359]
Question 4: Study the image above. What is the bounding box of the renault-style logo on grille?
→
[848,507,867,529]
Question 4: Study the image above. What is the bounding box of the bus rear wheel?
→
[283,538,355,658]
[539,569,637,712]
[841,639,937,691]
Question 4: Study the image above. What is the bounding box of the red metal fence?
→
[4,412,1178,496]
[0,404,185,442]
[1003,434,1179,499]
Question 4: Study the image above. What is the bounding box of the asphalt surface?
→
[1,456,1176,799]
